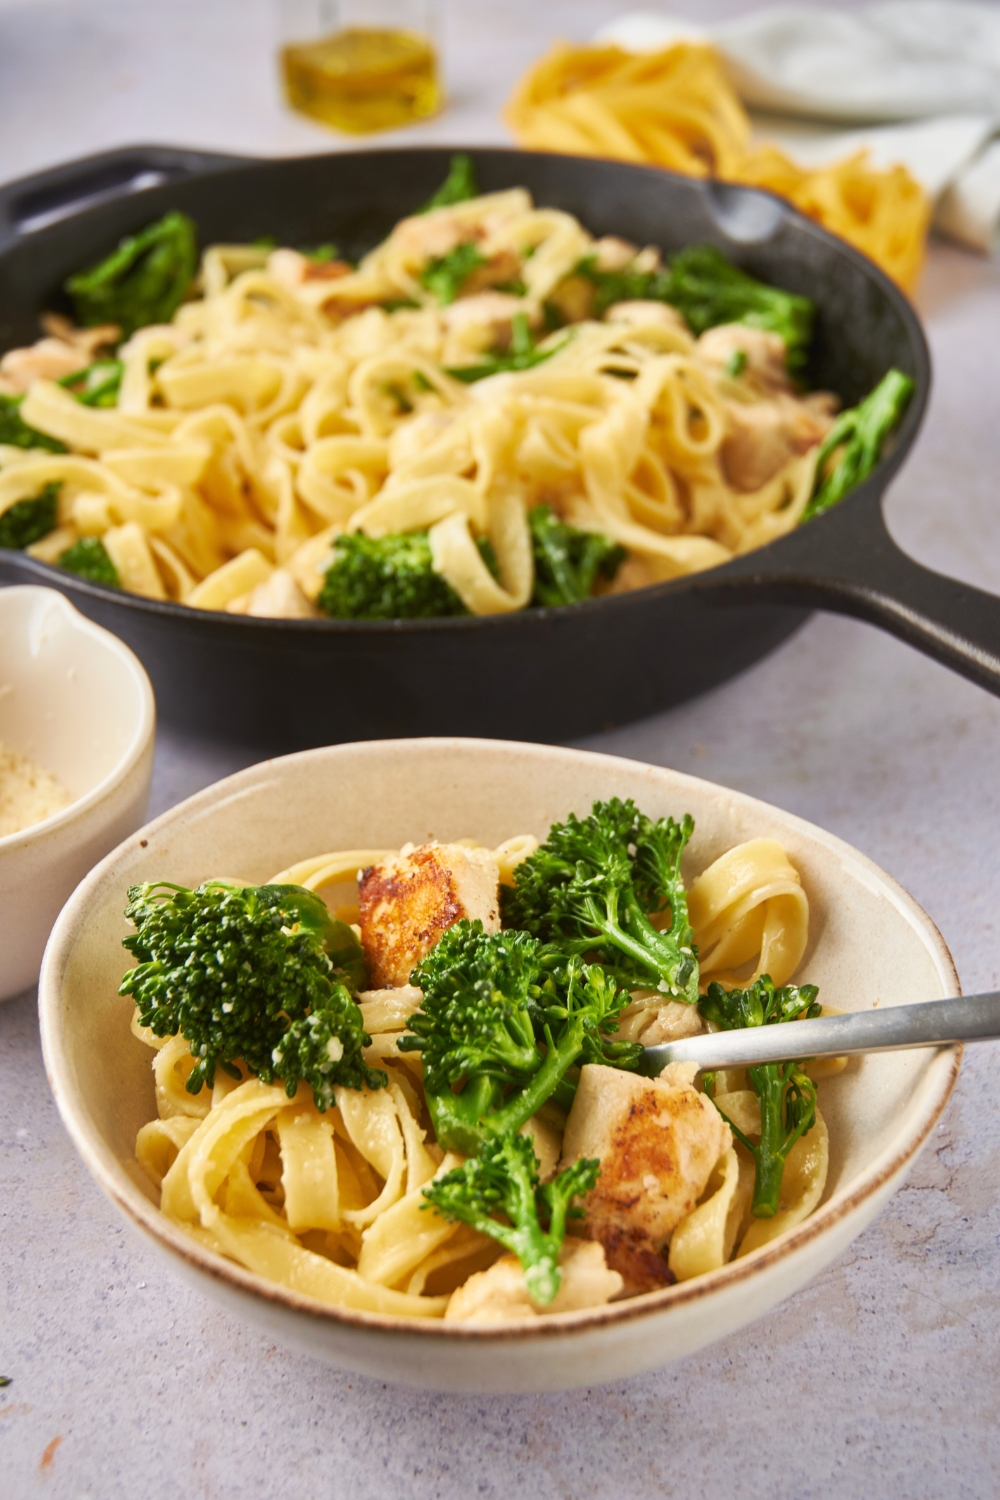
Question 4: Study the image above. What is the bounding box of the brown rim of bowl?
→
[38,739,963,1343]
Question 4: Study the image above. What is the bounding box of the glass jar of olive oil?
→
[278,0,442,134]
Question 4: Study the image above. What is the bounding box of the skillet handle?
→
[0,144,252,250]
[712,487,1000,696]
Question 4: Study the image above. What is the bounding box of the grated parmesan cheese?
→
[0,740,73,838]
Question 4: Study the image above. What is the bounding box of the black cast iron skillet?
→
[1,144,999,750]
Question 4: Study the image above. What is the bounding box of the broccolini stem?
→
[426,1074,504,1157]
[747,1064,788,1218]
[587,889,694,998]
[484,1016,588,1141]
[418,153,478,214]
[504,1161,561,1305]
[803,368,915,522]
[426,1016,588,1156]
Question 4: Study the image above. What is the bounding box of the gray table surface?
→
[2,2,1000,1496]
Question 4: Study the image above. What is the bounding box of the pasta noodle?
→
[505,42,929,291]
[130,826,835,1322]
[688,837,810,988]
[3,181,854,617]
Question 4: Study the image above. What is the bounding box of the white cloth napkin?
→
[595,2,1000,252]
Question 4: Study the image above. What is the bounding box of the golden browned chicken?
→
[559,1061,729,1294]
[358,842,501,988]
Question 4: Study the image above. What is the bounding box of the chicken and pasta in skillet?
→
[0,156,911,619]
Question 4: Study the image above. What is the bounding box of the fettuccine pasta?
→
[2,174,874,619]
[506,41,930,291]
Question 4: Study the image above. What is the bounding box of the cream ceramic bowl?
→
[38,739,959,1393]
[0,585,155,1001]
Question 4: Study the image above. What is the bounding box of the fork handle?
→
[637,991,998,1075]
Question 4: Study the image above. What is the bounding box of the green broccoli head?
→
[119,880,383,1107]
[0,483,60,550]
[699,974,820,1033]
[269,986,376,1112]
[405,921,544,1095]
[528,505,626,607]
[317,530,468,620]
[501,798,699,1002]
[532,953,643,1072]
[400,920,640,1154]
[64,211,198,338]
[58,536,120,587]
[699,974,820,1218]
[0,394,67,453]
[422,1129,600,1306]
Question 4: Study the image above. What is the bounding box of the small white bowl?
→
[38,739,959,1392]
[0,585,155,1000]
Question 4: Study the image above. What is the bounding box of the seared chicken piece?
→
[445,1237,623,1323]
[615,996,705,1047]
[0,338,89,396]
[519,1112,562,1183]
[460,247,523,299]
[604,300,688,335]
[697,322,837,491]
[591,235,639,272]
[266,248,352,288]
[697,323,793,391]
[358,842,501,988]
[41,314,120,355]
[721,394,833,492]
[0,318,121,397]
[559,1062,729,1295]
[441,291,528,350]
[394,210,475,265]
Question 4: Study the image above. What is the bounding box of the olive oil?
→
[281,27,441,133]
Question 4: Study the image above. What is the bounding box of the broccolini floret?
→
[58,536,120,587]
[0,483,59,550]
[318,529,466,619]
[119,880,384,1109]
[699,974,821,1218]
[422,1130,600,1305]
[577,244,816,371]
[803,368,915,521]
[399,920,640,1155]
[317,528,498,619]
[64,210,198,338]
[501,797,699,1002]
[0,393,67,453]
[528,504,625,607]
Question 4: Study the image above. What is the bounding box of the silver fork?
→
[636,992,1000,1076]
